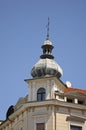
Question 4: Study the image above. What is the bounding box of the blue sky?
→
[0,0,86,120]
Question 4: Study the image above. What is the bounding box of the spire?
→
[40,18,54,59]
[46,17,50,40]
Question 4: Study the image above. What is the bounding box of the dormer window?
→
[37,88,46,101]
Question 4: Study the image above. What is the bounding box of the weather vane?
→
[46,17,50,39]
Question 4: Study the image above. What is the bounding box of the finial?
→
[46,17,50,39]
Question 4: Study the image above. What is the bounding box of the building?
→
[0,26,86,130]
[0,121,3,125]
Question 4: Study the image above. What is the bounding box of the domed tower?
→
[31,18,63,79]
[31,38,63,78]
[25,19,65,102]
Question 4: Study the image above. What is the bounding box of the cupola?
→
[40,39,54,59]
[31,18,63,78]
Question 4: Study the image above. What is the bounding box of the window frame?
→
[37,88,46,101]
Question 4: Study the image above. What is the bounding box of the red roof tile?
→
[64,88,86,96]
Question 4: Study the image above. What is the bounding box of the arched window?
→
[37,88,46,101]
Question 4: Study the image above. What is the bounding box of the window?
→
[70,125,82,130]
[59,95,64,99]
[36,123,45,130]
[67,98,73,103]
[78,100,84,105]
[37,88,46,101]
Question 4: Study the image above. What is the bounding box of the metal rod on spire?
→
[46,17,50,39]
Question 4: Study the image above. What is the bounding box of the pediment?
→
[66,114,86,123]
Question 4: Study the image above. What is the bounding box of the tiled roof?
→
[64,88,86,96]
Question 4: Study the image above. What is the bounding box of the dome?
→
[43,39,53,45]
[31,39,63,78]
[31,58,63,78]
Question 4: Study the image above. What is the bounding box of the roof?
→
[64,88,86,96]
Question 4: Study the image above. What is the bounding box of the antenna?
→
[46,17,50,39]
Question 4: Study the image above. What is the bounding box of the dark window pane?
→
[37,93,41,101]
[78,100,84,105]
[37,88,46,101]
[42,93,45,101]
[70,125,82,130]
[36,123,45,130]
[67,98,73,103]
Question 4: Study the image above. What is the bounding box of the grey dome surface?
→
[31,58,63,78]
[43,39,53,45]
